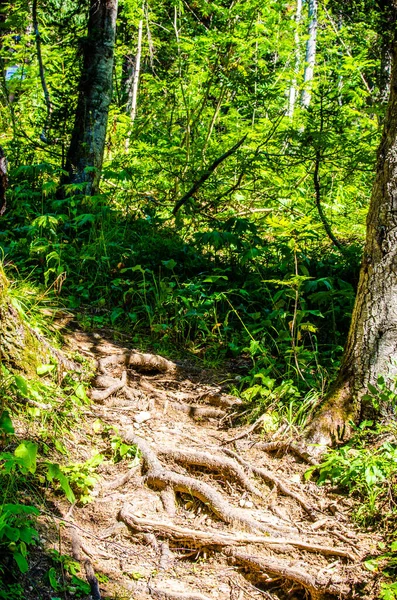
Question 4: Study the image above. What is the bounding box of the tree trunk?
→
[64,0,118,196]
[125,17,143,151]
[301,0,317,109]
[287,0,302,119]
[308,28,397,447]
[0,146,8,215]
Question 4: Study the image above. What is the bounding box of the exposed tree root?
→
[67,523,102,600]
[170,401,226,420]
[223,449,319,520]
[148,584,212,600]
[101,466,137,491]
[118,508,355,559]
[196,391,242,409]
[158,447,261,496]
[129,352,177,373]
[124,430,297,536]
[158,540,173,570]
[225,548,352,599]
[253,440,318,465]
[90,370,127,402]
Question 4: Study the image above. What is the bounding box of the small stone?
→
[245,500,254,508]
[133,422,141,429]
[134,411,151,424]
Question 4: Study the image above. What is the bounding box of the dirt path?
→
[51,331,376,600]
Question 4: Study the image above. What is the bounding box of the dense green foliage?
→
[1,0,385,395]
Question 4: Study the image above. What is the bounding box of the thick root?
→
[223,449,319,520]
[148,584,211,600]
[226,548,352,599]
[119,508,355,559]
[196,391,242,409]
[129,352,177,373]
[170,402,226,420]
[90,370,127,402]
[254,440,318,465]
[306,379,358,450]
[158,447,261,496]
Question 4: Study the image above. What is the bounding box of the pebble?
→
[134,411,151,424]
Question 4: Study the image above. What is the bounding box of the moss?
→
[0,280,44,376]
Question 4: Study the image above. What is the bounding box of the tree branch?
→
[172,134,247,215]
[313,150,345,253]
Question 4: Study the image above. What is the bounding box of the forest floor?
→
[24,328,379,600]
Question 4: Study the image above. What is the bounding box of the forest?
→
[1,0,397,598]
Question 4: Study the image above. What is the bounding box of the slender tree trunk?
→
[288,0,302,118]
[126,19,143,123]
[301,0,317,109]
[64,0,118,196]
[125,17,143,151]
[0,146,7,215]
[308,30,397,447]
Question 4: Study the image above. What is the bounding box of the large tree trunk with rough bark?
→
[64,0,118,196]
[308,24,397,447]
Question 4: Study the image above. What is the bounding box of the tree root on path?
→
[253,440,318,466]
[118,508,355,559]
[148,584,212,600]
[140,379,227,420]
[158,447,262,496]
[195,391,242,409]
[124,430,295,536]
[90,370,128,402]
[225,549,352,599]
[223,449,319,520]
[66,522,102,600]
[170,401,226,420]
[129,352,178,373]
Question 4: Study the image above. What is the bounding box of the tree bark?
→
[64,0,118,196]
[308,26,397,446]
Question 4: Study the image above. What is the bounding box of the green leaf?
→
[364,559,378,572]
[203,275,228,282]
[2,504,39,516]
[37,364,56,375]
[74,383,87,402]
[14,552,29,573]
[48,566,59,590]
[13,375,29,395]
[4,525,20,542]
[162,259,177,270]
[14,441,38,474]
[46,463,75,503]
[70,575,90,594]
[0,410,14,434]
